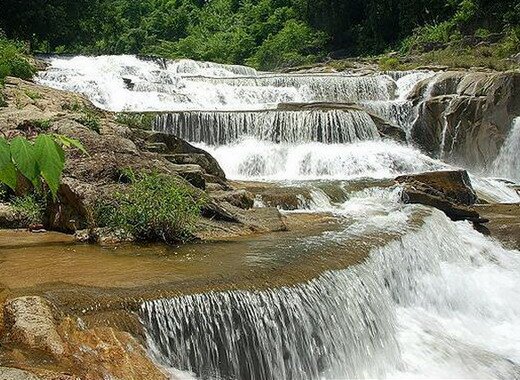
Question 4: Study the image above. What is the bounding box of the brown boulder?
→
[396,170,484,222]
[57,318,167,380]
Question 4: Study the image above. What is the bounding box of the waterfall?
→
[154,109,379,145]
[141,210,520,379]
[36,56,435,112]
[493,118,520,182]
[198,140,445,181]
[168,59,259,77]
[184,74,398,102]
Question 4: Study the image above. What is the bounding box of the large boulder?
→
[410,71,520,170]
[3,296,66,357]
[396,170,484,222]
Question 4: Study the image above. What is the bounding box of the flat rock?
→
[0,367,41,380]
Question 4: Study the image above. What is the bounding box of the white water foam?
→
[199,139,446,181]
[36,55,430,112]
[493,117,520,182]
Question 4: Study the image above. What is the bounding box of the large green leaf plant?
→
[0,133,86,199]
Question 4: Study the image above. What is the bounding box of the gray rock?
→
[410,71,520,170]
[0,367,41,380]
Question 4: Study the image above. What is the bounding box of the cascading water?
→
[199,139,445,181]
[154,109,379,145]
[493,117,520,182]
[141,209,520,379]
[35,55,520,379]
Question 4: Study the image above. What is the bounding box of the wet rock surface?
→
[474,203,520,250]
[410,71,520,170]
[1,296,167,380]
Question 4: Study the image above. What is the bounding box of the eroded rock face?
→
[396,170,483,222]
[58,318,167,380]
[410,71,520,170]
[1,296,167,380]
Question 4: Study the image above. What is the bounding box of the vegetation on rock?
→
[10,193,45,225]
[96,171,206,243]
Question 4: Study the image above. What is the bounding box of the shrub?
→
[11,193,45,225]
[0,37,35,82]
[24,89,42,100]
[246,20,326,70]
[77,112,101,133]
[115,113,155,130]
[96,171,205,243]
[378,56,400,71]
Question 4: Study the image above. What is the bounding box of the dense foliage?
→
[96,171,205,243]
[0,0,518,69]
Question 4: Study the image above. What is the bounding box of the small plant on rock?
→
[11,193,45,225]
[96,171,205,243]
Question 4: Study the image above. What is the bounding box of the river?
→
[32,55,520,379]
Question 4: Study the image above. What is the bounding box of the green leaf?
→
[0,137,18,190]
[0,161,18,190]
[0,137,12,171]
[52,134,89,156]
[10,136,39,185]
[34,134,65,198]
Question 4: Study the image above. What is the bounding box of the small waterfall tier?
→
[154,108,380,145]
[141,210,520,379]
[493,117,520,182]
[36,55,431,112]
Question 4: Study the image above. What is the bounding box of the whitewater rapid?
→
[142,201,520,380]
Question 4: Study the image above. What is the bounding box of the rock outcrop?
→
[3,296,65,357]
[410,71,520,170]
[396,170,485,222]
[0,77,286,240]
[1,296,167,380]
